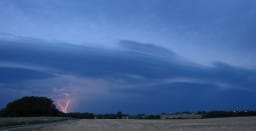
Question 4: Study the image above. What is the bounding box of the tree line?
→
[1,96,256,119]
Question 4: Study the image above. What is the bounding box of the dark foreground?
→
[2,116,256,131]
[0,117,71,130]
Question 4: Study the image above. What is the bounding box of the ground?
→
[0,117,70,130]
[2,116,256,131]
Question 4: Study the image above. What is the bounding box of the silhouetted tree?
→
[203,110,256,118]
[0,96,62,117]
[117,112,122,119]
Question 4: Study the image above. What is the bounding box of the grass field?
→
[3,116,256,131]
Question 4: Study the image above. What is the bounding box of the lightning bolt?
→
[57,99,71,113]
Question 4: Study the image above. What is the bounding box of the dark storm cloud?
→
[0,37,256,113]
[0,39,181,79]
[0,38,255,89]
[118,40,176,57]
[0,67,54,83]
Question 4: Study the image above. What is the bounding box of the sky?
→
[0,0,256,114]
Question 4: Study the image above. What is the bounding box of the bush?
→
[0,96,63,117]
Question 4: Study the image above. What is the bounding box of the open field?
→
[0,117,71,129]
[4,116,256,131]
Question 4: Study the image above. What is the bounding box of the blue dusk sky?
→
[0,0,256,114]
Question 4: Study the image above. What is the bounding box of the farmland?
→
[0,117,71,130]
[3,116,256,131]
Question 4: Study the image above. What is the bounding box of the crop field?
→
[0,117,71,129]
[3,116,256,131]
